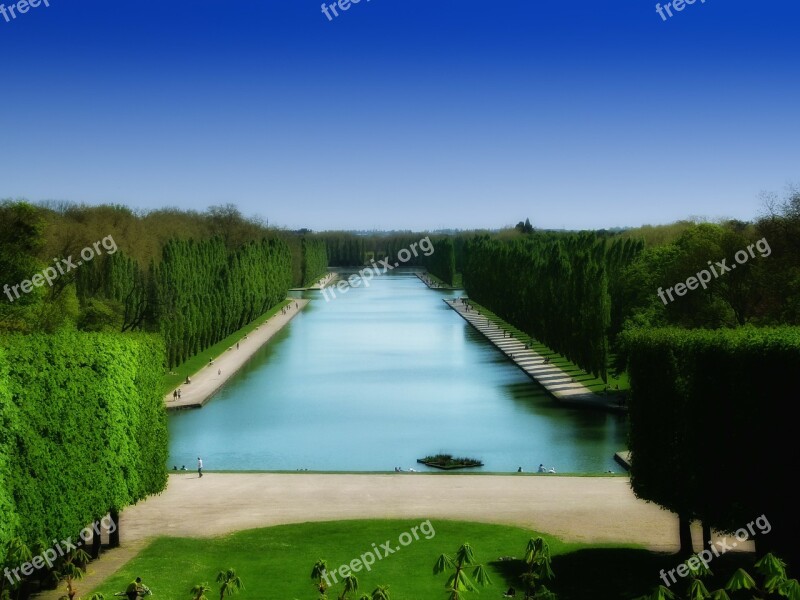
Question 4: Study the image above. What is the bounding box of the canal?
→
[168,271,626,472]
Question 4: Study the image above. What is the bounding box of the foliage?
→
[0,202,316,365]
[216,568,244,600]
[0,332,167,549]
[522,537,557,598]
[301,238,329,287]
[190,583,212,600]
[463,232,642,379]
[418,454,483,469]
[620,327,800,560]
[434,543,491,599]
[635,553,799,600]
[424,239,457,285]
[311,559,329,595]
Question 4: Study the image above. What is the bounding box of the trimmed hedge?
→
[301,238,328,286]
[621,326,800,558]
[464,234,642,380]
[0,332,167,547]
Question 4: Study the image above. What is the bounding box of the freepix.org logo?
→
[1,0,50,24]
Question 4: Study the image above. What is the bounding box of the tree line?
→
[0,201,329,367]
[463,232,643,379]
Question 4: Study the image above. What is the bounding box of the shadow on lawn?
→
[492,548,759,600]
[490,549,678,600]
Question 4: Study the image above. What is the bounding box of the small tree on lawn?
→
[634,553,800,600]
[190,583,211,600]
[216,568,244,600]
[311,559,329,596]
[55,548,91,600]
[338,574,358,600]
[359,585,390,600]
[521,537,557,599]
[434,543,491,600]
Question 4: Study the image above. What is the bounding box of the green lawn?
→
[160,299,293,395]
[462,300,629,394]
[85,519,738,600]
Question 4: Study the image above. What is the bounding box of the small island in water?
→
[417,453,484,470]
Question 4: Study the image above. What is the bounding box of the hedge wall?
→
[621,326,799,558]
[0,332,167,547]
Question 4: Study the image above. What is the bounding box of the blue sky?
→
[1,0,798,231]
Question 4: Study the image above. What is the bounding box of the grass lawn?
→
[463,300,629,394]
[86,519,750,600]
[160,299,293,395]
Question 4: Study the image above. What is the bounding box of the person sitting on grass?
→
[125,577,147,599]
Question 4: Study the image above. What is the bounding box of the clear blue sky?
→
[1,0,798,231]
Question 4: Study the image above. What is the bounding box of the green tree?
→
[216,568,244,600]
[55,548,91,600]
[521,537,556,598]
[311,559,329,596]
[338,574,359,600]
[189,583,211,600]
[433,543,491,600]
[358,585,390,600]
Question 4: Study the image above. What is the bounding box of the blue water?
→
[168,271,626,473]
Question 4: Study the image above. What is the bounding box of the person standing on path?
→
[197,457,203,478]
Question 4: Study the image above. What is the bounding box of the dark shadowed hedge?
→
[621,326,799,559]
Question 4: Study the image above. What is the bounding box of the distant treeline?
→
[460,192,800,378]
[0,202,329,367]
[317,233,456,284]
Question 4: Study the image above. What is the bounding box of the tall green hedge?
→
[464,234,641,379]
[621,327,799,559]
[301,238,329,286]
[0,345,20,544]
[0,332,167,547]
[152,237,293,367]
[424,239,456,285]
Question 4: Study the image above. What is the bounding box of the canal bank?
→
[164,298,309,410]
[444,299,624,413]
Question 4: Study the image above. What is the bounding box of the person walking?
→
[197,456,203,478]
[173,390,177,401]
[177,388,182,399]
